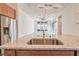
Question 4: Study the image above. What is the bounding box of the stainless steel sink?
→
[27,38,63,45]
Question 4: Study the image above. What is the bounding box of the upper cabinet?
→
[0,4,8,16]
[0,4,16,19]
[8,5,16,19]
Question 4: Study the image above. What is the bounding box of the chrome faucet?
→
[42,30,45,39]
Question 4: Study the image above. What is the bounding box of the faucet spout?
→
[43,30,45,39]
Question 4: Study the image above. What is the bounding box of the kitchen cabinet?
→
[16,50,74,56]
[0,4,8,16]
[8,6,16,19]
[4,49,15,56]
[0,3,16,19]
[4,49,75,56]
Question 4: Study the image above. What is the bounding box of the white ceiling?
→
[20,3,64,13]
[18,3,79,19]
[18,3,65,19]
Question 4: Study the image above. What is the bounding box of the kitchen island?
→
[0,34,79,56]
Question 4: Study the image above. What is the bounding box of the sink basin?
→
[27,38,63,45]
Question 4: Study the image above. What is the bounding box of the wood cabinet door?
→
[16,50,74,56]
[0,4,8,16]
[4,49,15,56]
[0,4,16,19]
[8,7,16,19]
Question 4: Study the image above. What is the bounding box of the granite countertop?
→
[0,34,79,50]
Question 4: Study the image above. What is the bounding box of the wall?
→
[62,4,79,36]
[17,4,34,38]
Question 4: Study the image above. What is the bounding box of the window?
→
[34,19,57,35]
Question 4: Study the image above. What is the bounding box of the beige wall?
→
[62,4,79,36]
[17,4,34,38]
